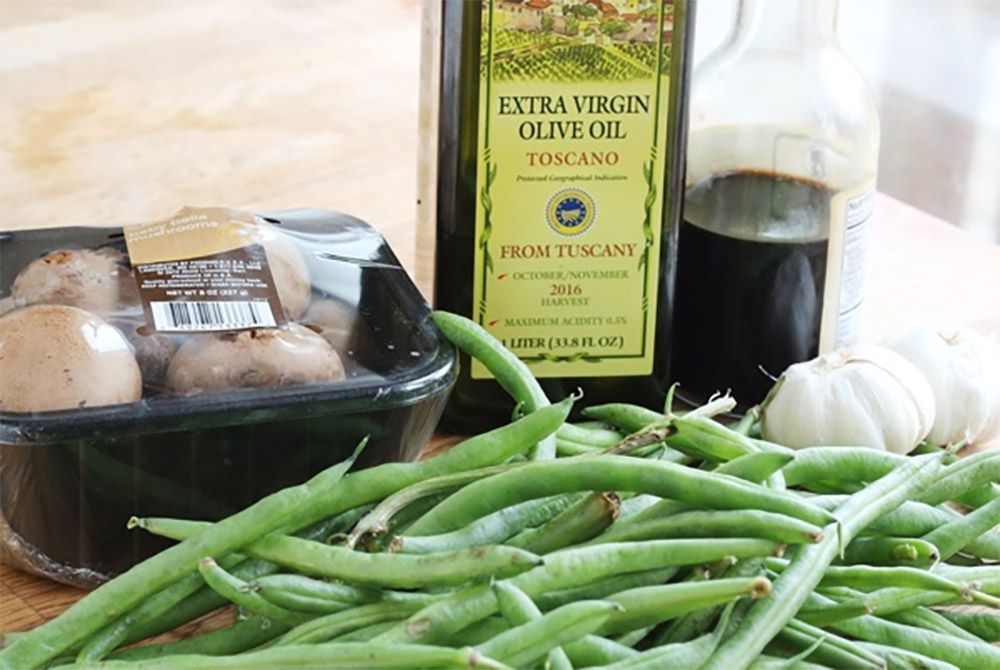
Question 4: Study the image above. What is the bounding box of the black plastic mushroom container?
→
[0,209,455,586]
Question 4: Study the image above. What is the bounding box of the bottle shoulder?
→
[691,47,879,144]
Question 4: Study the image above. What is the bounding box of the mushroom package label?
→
[123,207,289,333]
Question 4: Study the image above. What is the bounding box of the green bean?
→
[558,423,624,447]
[447,617,511,647]
[563,636,639,666]
[920,450,1000,505]
[813,495,1000,559]
[2,401,572,670]
[534,568,678,611]
[653,558,766,646]
[813,495,949,535]
[840,536,940,567]
[76,554,247,662]
[375,539,779,645]
[476,600,621,667]
[556,438,603,456]
[109,618,290,661]
[600,602,735,670]
[598,577,772,636]
[773,618,883,669]
[492,582,572,670]
[715,451,795,483]
[393,494,584,553]
[751,635,830,670]
[822,586,971,621]
[81,643,508,669]
[582,403,663,433]
[953,482,1000,509]
[405,456,834,536]
[780,447,905,487]
[856,642,960,670]
[922,496,1000,560]
[790,617,887,666]
[138,518,542,589]
[609,499,690,532]
[253,574,442,614]
[506,492,620,554]
[934,609,1000,643]
[766,558,993,602]
[668,414,781,462]
[433,310,556,461]
[330,620,401,643]
[617,494,662,521]
[931,563,1000,588]
[586,510,823,546]
[119,527,340,646]
[195,558,310,628]
[830,610,1000,668]
[734,407,760,436]
[346,465,517,548]
[270,602,420,646]
[573,419,617,431]
[884,607,983,644]
[611,625,653,648]
[796,597,872,626]
[78,465,366,662]
[703,452,947,670]
[749,654,827,670]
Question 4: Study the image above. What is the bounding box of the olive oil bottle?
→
[418,0,695,432]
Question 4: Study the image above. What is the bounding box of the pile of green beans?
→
[3,311,997,670]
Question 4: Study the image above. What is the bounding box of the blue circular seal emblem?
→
[546,188,596,236]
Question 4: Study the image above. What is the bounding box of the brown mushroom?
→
[165,323,345,395]
[258,226,312,319]
[0,305,143,412]
[10,248,137,315]
[300,297,358,353]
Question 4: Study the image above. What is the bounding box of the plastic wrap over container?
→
[0,208,455,587]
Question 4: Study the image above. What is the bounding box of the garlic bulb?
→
[885,324,1000,446]
[761,345,936,454]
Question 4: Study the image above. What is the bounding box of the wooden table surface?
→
[2,0,999,639]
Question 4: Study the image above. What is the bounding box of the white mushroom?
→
[0,305,143,412]
[165,323,345,395]
[257,225,312,319]
[10,248,137,315]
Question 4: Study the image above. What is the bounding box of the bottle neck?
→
[730,0,839,53]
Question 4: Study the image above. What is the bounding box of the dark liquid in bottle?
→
[671,170,832,406]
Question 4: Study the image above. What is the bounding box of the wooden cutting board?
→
[2,0,998,646]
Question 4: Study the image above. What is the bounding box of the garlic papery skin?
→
[885,324,1000,447]
[761,345,936,454]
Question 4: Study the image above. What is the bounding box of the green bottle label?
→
[472,0,674,379]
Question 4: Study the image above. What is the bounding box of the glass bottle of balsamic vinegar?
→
[418,1,696,433]
[671,0,880,408]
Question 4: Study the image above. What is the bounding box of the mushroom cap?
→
[0,305,143,412]
[301,297,357,353]
[258,226,311,319]
[165,323,345,395]
[113,323,178,389]
[10,247,137,315]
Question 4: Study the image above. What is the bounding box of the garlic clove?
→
[885,323,1000,446]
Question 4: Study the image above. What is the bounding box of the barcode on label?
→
[150,301,277,332]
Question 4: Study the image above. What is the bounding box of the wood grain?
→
[1,0,998,643]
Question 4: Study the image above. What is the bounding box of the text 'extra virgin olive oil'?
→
[672,171,832,405]
[418,0,695,432]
